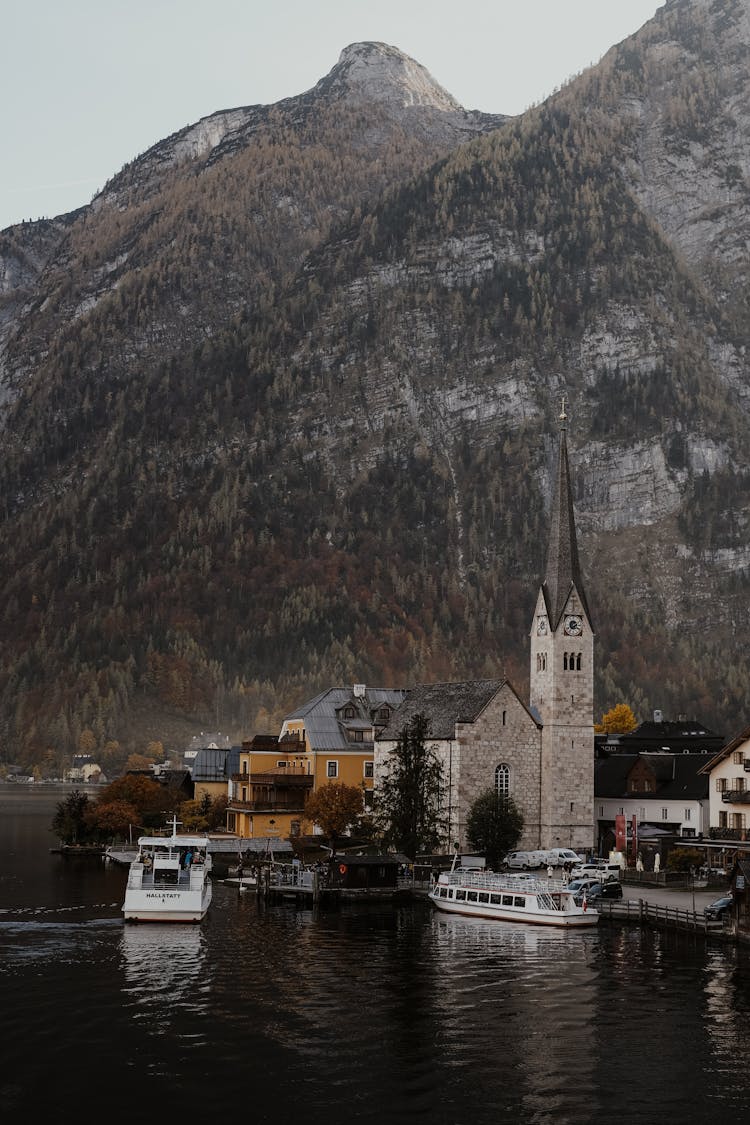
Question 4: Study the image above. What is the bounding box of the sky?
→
[2,0,665,232]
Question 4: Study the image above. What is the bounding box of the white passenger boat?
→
[429,868,599,928]
[122,817,212,923]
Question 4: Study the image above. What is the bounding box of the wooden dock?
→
[597,898,731,940]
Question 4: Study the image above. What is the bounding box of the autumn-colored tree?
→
[95,774,176,828]
[179,794,229,832]
[124,753,154,771]
[303,783,364,843]
[86,799,140,838]
[595,703,638,735]
[78,728,97,754]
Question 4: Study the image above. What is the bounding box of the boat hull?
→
[429,869,599,928]
[429,893,598,927]
[123,884,212,923]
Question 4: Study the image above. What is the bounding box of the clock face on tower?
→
[564,615,583,636]
[537,616,548,636]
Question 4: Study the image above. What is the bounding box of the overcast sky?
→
[2,0,665,232]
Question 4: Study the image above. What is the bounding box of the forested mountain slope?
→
[1,0,749,771]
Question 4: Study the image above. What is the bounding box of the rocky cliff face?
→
[2,6,750,767]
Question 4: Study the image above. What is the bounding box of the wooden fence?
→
[598,898,730,939]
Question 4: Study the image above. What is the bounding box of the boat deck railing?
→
[437,870,571,894]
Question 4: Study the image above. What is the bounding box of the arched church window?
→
[576,653,582,671]
[563,652,569,671]
[495,763,510,797]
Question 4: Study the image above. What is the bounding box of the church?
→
[375,409,595,855]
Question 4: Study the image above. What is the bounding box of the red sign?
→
[615,814,626,852]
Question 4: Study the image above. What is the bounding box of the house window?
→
[644,780,651,792]
[290,821,301,837]
[736,778,746,792]
[502,710,507,725]
[661,808,668,820]
[343,706,356,720]
[227,813,236,832]
[375,708,390,724]
[639,808,646,819]
[599,805,604,816]
[716,778,728,792]
[684,808,691,821]
[327,761,338,778]
[733,751,744,765]
[618,807,624,815]
[353,730,365,743]
[495,763,510,797]
[364,761,374,779]
[241,787,247,802]
[242,761,248,776]
[719,811,728,828]
[732,813,746,830]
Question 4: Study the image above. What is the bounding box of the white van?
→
[505,850,546,870]
[543,848,583,867]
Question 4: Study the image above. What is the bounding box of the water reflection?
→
[119,924,209,1036]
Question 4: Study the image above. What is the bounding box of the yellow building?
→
[226,685,406,839]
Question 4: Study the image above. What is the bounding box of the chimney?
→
[353,684,366,698]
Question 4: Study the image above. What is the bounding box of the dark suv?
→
[704,895,732,921]
[587,880,623,902]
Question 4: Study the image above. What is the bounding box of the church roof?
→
[542,426,592,629]
[377,679,539,741]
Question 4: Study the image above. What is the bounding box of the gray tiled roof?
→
[378,680,504,741]
[283,687,407,752]
[191,747,230,782]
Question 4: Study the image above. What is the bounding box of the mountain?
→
[2,3,750,772]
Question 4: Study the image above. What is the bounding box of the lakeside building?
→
[594,750,711,861]
[699,726,750,839]
[226,686,405,839]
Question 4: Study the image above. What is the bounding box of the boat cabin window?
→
[478,892,489,903]
[514,896,526,908]
[467,891,478,902]
[502,895,514,906]
[490,893,502,904]
[455,890,466,901]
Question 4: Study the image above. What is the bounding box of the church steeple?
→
[541,400,591,630]
[530,398,594,854]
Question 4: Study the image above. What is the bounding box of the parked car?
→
[704,895,733,921]
[586,881,624,902]
[566,877,600,895]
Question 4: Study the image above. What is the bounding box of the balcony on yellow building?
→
[230,765,313,813]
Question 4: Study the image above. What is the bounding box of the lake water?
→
[1,786,749,1123]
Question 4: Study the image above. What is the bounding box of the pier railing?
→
[598,898,730,938]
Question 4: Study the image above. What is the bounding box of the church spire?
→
[542,400,591,629]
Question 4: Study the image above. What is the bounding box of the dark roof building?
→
[597,715,723,757]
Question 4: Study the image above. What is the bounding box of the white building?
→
[699,726,750,838]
